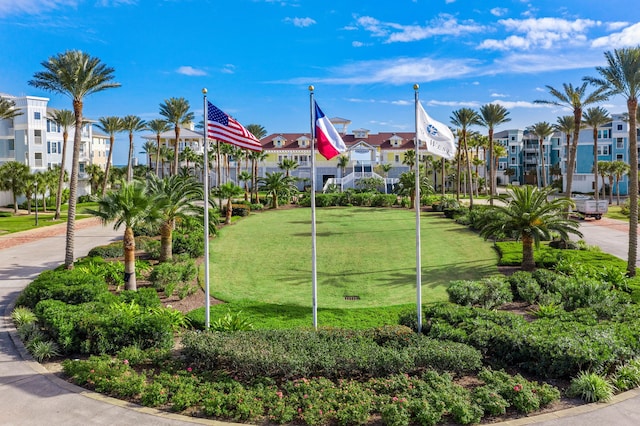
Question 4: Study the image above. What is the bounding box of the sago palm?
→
[480,185,582,271]
[258,172,297,209]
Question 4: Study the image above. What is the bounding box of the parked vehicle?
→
[572,196,608,220]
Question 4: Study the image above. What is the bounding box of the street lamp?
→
[34,181,39,226]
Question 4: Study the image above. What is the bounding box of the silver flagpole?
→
[309,85,318,330]
[414,84,422,334]
[202,88,211,330]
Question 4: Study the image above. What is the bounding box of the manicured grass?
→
[0,202,97,234]
[209,207,499,309]
[605,204,627,221]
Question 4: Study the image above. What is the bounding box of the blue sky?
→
[1,0,639,165]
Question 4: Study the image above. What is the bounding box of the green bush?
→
[447,277,512,309]
[88,241,124,258]
[567,371,614,403]
[16,269,108,308]
[149,259,197,297]
[172,231,204,257]
[507,271,542,304]
[181,328,482,381]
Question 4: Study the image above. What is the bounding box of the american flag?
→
[206,101,262,151]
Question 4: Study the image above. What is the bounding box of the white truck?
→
[572,196,608,220]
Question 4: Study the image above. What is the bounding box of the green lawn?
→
[209,207,499,309]
[0,202,97,234]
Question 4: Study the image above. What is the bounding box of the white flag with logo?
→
[416,102,456,160]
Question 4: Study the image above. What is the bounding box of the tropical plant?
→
[582,106,610,204]
[238,171,252,201]
[258,172,297,209]
[567,372,614,403]
[159,97,194,176]
[29,50,121,269]
[394,171,432,209]
[479,103,511,203]
[451,108,481,208]
[120,115,146,182]
[528,121,554,188]
[145,118,170,176]
[0,96,23,120]
[179,146,199,175]
[554,115,577,192]
[277,158,299,178]
[248,150,268,203]
[337,154,350,177]
[0,161,30,213]
[535,82,609,199]
[86,180,159,290]
[213,182,245,224]
[402,149,417,171]
[146,175,203,262]
[95,116,123,195]
[597,161,612,202]
[612,160,630,206]
[479,185,583,271]
[48,109,75,219]
[585,47,640,276]
[141,141,156,171]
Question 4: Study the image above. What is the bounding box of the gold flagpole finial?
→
[202,88,207,94]
[309,85,314,92]
[413,84,419,91]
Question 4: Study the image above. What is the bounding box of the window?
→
[618,124,623,131]
[394,154,400,163]
[510,146,516,153]
[617,154,624,161]
[598,129,611,139]
[597,145,610,156]
[34,152,43,167]
[34,130,42,144]
[511,157,517,165]
[616,138,624,149]
[34,112,41,120]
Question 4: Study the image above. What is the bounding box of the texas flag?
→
[315,101,347,160]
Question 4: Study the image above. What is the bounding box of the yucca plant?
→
[11,306,37,327]
[567,371,615,403]
[28,340,61,363]
[210,310,254,332]
[612,360,640,392]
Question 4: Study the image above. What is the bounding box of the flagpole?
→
[309,85,318,330]
[202,88,211,330]
[414,84,422,334]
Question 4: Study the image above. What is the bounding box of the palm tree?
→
[86,180,158,290]
[249,150,268,203]
[337,155,349,178]
[0,96,23,120]
[582,106,611,204]
[146,175,203,262]
[554,115,576,191]
[493,144,508,186]
[141,141,156,171]
[480,185,582,271]
[479,103,511,203]
[535,83,608,198]
[47,109,74,219]
[120,115,146,182]
[395,171,431,209]
[159,97,194,176]
[239,171,252,201]
[95,116,123,196]
[179,146,199,175]
[85,164,103,195]
[529,121,554,188]
[33,172,48,213]
[278,158,299,178]
[258,172,297,209]
[213,182,245,224]
[0,161,30,212]
[585,47,640,276]
[451,108,481,208]
[597,161,611,202]
[612,160,631,206]
[146,118,170,176]
[402,149,417,171]
[29,50,120,269]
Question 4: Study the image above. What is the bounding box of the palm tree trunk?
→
[123,226,137,290]
[159,220,173,263]
[522,234,535,271]
[225,199,232,224]
[155,137,161,176]
[593,128,599,203]
[539,139,547,188]
[127,134,134,182]
[489,129,495,205]
[55,131,69,219]
[102,135,115,196]
[566,111,582,197]
[65,101,82,269]
[626,98,638,276]
[463,135,474,209]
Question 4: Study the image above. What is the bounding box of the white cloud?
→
[494,100,549,109]
[96,0,137,6]
[0,0,78,16]
[592,22,640,49]
[176,66,207,76]
[479,17,600,51]
[352,41,364,47]
[490,7,507,17]
[491,93,508,98]
[221,64,235,74]
[356,14,485,43]
[426,100,480,108]
[607,21,630,31]
[284,17,316,27]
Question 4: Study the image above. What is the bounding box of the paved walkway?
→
[1,217,640,425]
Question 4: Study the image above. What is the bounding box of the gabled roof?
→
[261,132,418,150]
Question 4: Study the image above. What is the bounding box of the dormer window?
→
[298,138,310,148]
[390,135,403,148]
[274,137,286,148]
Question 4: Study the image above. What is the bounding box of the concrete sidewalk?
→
[2,218,640,425]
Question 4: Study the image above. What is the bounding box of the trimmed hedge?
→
[181,326,482,381]
[15,269,108,308]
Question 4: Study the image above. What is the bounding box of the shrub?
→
[210,310,254,332]
[567,371,615,403]
[612,360,640,392]
[11,306,37,327]
[447,280,485,306]
[508,271,542,304]
[447,277,512,309]
[172,231,204,257]
[16,269,108,308]
[87,241,124,258]
[149,259,196,297]
[28,340,61,362]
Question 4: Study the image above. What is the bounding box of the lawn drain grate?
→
[344,295,360,301]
